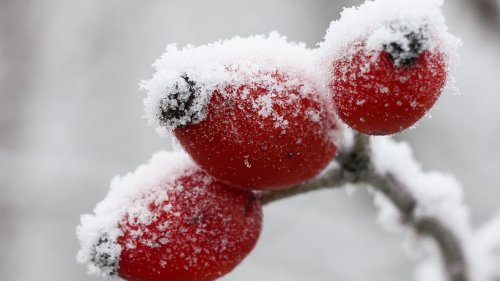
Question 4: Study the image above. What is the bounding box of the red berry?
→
[329,34,447,135]
[169,70,338,190]
[89,168,262,281]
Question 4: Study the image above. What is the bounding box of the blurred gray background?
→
[1,0,500,280]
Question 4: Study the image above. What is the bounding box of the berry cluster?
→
[77,1,457,280]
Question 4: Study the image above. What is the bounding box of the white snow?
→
[323,120,355,155]
[76,150,196,278]
[371,189,404,233]
[413,250,447,281]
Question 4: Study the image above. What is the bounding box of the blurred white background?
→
[1,0,500,280]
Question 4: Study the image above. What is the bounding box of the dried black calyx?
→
[158,73,202,128]
[383,25,429,67]
[90,233,119,277]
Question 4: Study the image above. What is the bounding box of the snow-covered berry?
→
[329,31,446,135]
[318,0,460,135]
[77,152,262,281]
[142,34,340,190]
[174,70,338,190]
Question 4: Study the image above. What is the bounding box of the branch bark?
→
[258,134,469,281]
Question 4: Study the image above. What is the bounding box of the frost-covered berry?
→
[174,70,338,190]
[117,171,261,281]
[142,34,340,190]
[329,32,446,135]
[77,151,262,281]
[318,0,460,135]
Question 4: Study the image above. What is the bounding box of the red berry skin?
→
[174,72,338,190]
[330,45,447,135]
[117,170,262,281]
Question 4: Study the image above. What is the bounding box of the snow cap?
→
[318,0,460,67]
[142,32,318,136]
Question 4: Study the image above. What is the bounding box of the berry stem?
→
[258,133,469,281]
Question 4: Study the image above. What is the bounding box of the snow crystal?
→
[355,99,366,106]
[142,32,323,136]
[76,151,195,278]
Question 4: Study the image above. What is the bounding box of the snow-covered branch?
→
[367,171,468,281]
[260,134,471,281]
